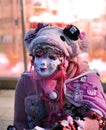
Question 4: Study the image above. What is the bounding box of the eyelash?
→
[35,54,57,60]
[49,55,56,60]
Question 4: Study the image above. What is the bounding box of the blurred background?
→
[0,0,106,89]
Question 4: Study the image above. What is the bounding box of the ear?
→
[24,29,35,49]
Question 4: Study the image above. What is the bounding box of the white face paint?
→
[34,53,62,77]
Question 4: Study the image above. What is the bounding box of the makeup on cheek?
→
[34,54,62,77]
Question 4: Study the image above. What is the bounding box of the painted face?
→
[34,52,62,77]
[33,45,65,77]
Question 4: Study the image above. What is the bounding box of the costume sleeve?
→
[64,70,106,130]
[13,75,29,130]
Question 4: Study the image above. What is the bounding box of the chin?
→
[38,72,55,78]
[38,73,52,78]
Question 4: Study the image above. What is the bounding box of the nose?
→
[41,62,45,66]
[40,59,47,66]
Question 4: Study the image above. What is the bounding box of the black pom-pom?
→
[7,125,17,130]
[60,35,66,41]
[25,23,49,42]
[63,25,80,40]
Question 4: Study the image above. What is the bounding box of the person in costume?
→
[13,23,106,130]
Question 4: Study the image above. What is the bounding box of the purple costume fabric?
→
[64,70,106,118]
[14,70,106,130]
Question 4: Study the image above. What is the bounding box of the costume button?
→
[87,87,98,96]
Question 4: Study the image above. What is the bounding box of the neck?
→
[40,79,57,94]
[39,69,66,94]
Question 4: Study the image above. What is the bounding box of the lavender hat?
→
[24,23,88,59]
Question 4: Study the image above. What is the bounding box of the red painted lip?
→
[40,68,47,71]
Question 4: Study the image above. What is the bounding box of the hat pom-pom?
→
[78,32,85,40]
[24,23,49,49]
[24,29,35,48]
[78,32,88,51]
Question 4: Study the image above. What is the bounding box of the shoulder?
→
[65,69,99,83]
[65,69,104,92]
[16,71,31,85]
[21,71,31,78]
[21,71,39,79]
[64,69,104,94]
[15,71,37,95]
[16,71,32,90]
